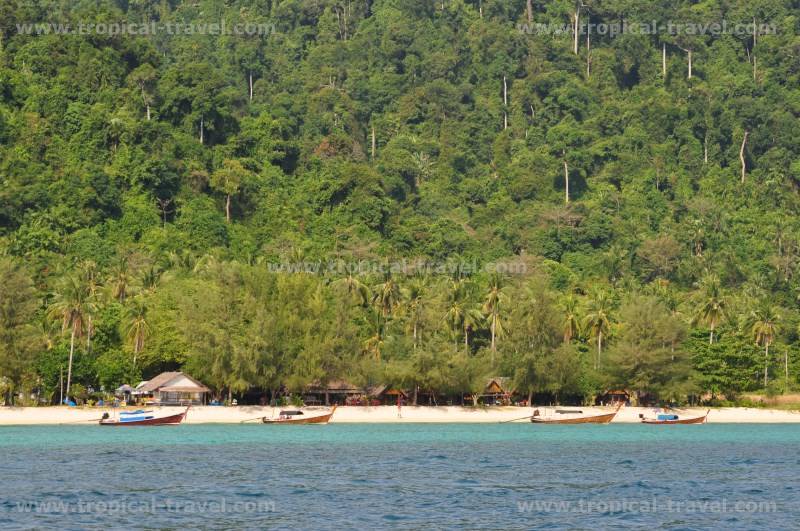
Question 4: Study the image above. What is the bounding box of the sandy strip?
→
[1,405,800,425]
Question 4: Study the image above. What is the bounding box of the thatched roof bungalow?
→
[134,372,210,405]
[304,379,365,405]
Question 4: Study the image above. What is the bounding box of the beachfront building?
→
[480,377,514,405]
[596,389,632,406]
[304,379,365,406]
[368,385,408,406]
[133,372,210,406]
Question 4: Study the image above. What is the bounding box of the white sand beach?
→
[2,405,800,425]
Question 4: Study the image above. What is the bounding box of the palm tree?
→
[749,304,779,389]
[482,274,508,358]
[444,281,482,353]
[48,276,95,403]
[331,271,370,307]
[109,256,132,303]
[35,315,58,352]
[139,266,162,292]
[582,290,614,369]
[444,281,466,351]
[693,275,726,344]
[362,307,385,360]
[403,277,428,349]
[559,294,581,343]
[124,299,151,366]
[463,305,483,353]
[80,260,103,299]
[167,249,197,273]
[80,260,102,352]
[372,274,401,318]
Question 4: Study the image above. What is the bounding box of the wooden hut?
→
[304,379,365,405]
[596,389,632,406]
[133,372,210,405]
[368,385,408,406]
[480,377,513,405]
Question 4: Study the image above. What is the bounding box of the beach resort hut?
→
[133,372,210,405]
[304,379,365,406]
[481,377,513,405]
[368,385,408,406]
[596,389,632,406]
[115,384,134,404]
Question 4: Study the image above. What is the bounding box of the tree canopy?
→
[1,0,799,405]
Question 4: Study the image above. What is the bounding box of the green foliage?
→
[0,258,40,403]
[2,0,800,404]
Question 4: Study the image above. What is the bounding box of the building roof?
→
[368,385,407,398]
[484,377,513,395]
[307,379,363,393]
[136,372,210,393]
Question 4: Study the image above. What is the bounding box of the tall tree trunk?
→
[527,389,533,406]
[503,76,508,130]
[740,131,749,183]
[490,317,496,352]
[596,331,602,369]
[709,325,714,345]
[704,131,709,164]
[687,49,692,79]
[764,343,769,389]
[573,9,579,55]
[413,323,418,350]
[249,71,253,102]
[526,0,533,23]
[752,17,757,81]
[586,31,591,79]
[199,116,204,144]
[371,126,376,160]
[563,156,569,204]
[413,386,418,406]
[662,42,667,78]
[464,326,469,351]
[228,387,232,404]
[146,104,151,121]
[785,347,789,391]
[225,194,231,223]
[65,327,76,403]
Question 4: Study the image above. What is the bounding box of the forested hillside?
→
[1,0,799,405]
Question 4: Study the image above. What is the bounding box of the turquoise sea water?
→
[1,424,799,529]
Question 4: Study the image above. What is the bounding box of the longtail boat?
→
[530,403,622,424]
[262,405,336,425]
[99,406,189,426]
[640,409,709,425]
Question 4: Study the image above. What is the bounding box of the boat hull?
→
[641,410,709,425]
[530,404,622,425]
[530,412,618,424]
[99,408,188,426]
[262,406,336,425]
[641,416,707,425]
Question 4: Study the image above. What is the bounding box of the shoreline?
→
[2,405,800,425]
